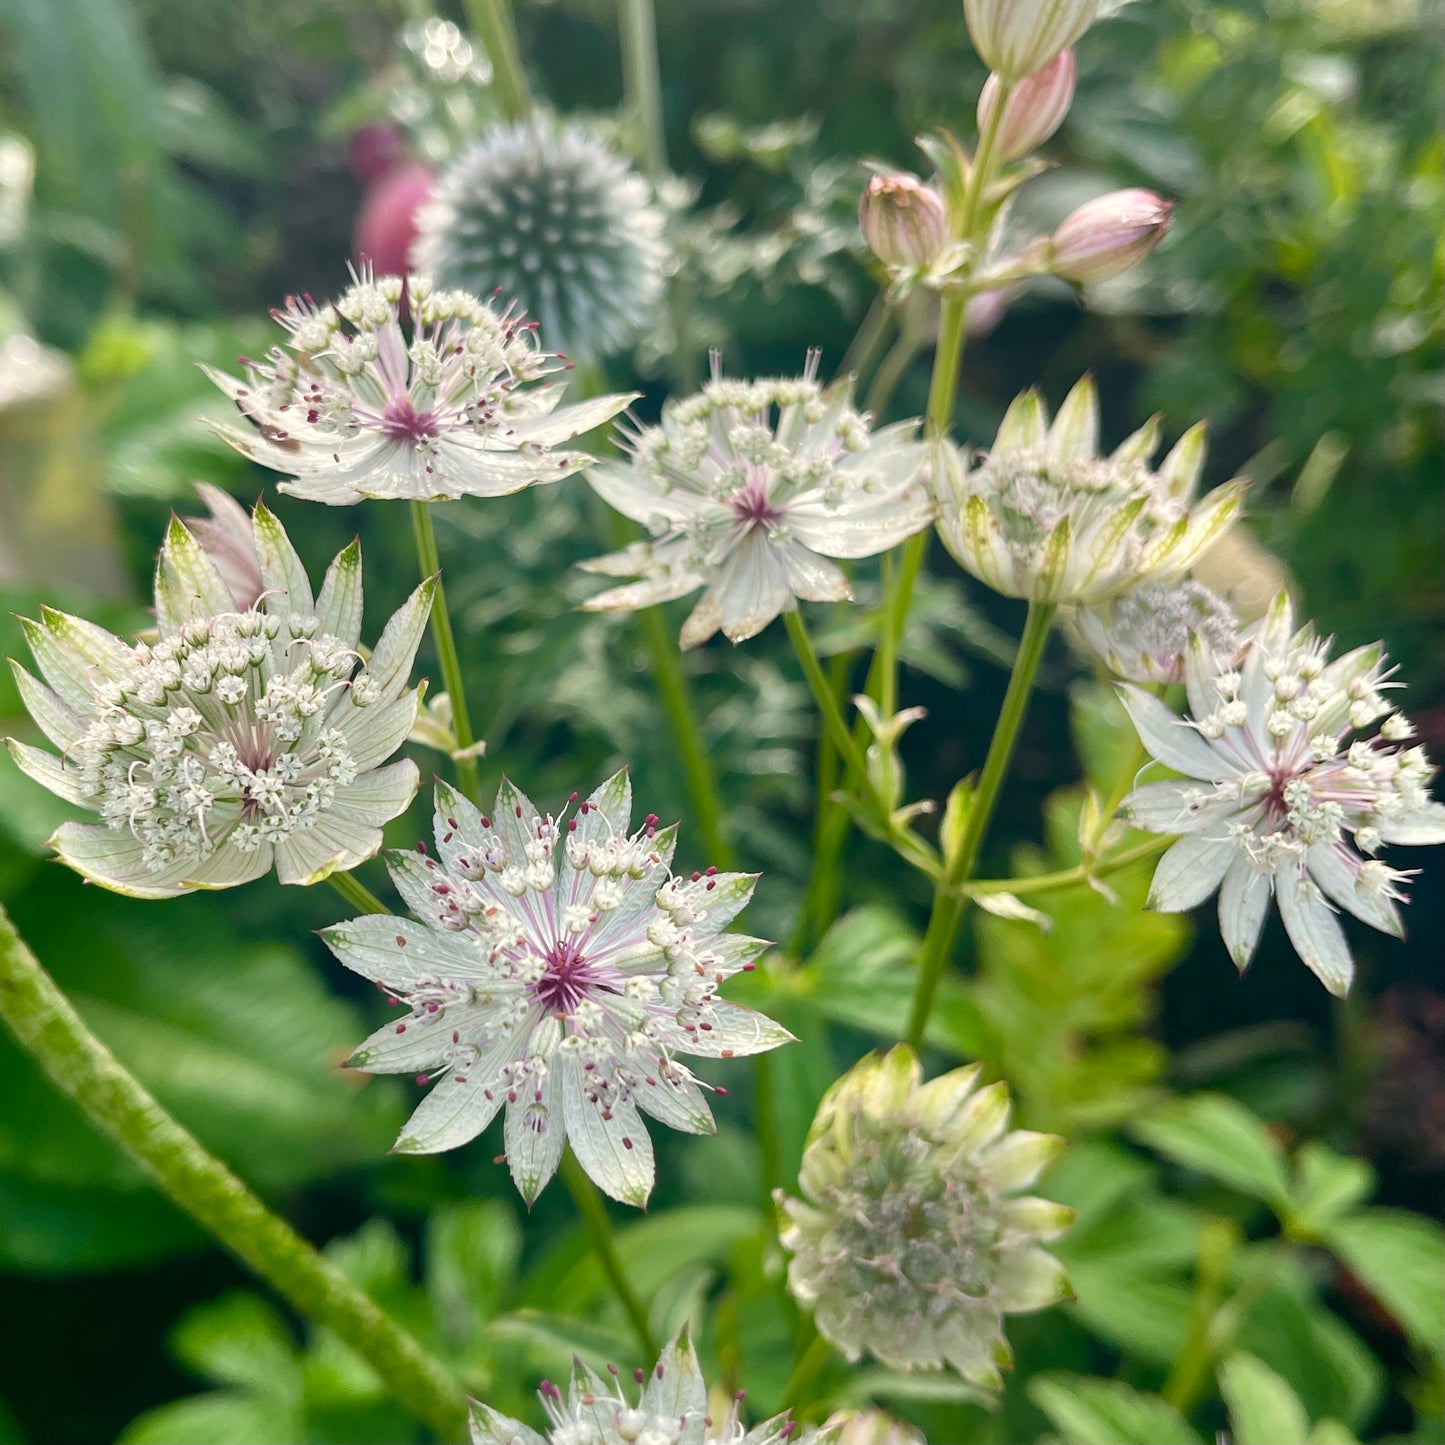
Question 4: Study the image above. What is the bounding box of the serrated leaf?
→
[1321,1209,1445,1357]
[1129,1093,1291,1208]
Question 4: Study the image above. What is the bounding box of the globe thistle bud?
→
[412,117,668,361]
[977,50,1076,162]
[777,1046,1073,1385]
[858,173,950,270]
[964,0,1098,83]
[1046,188,1172,283]
[1073,578,1240,685]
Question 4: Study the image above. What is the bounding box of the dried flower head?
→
[324,771,792,1206]
[580,354,933,647]
[933,377,1245,605]
[5,505,431,896]
[203,266,632,505]
[777,1046,1072,1385]
[1074,577,1239,685]
[413,118,669,361]
[1122,592,1445,995]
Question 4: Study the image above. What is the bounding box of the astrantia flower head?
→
[934,377,1244,605]
[324,771,792,1206]
[580,355,934,648]
[5,504,431,897]
[777,1046,1072,1385]
[469,1326,837,1445]
[203,266,632,505]
[1074,577,1239,685]
[1121,592,1445,995]
[413,117,669,362]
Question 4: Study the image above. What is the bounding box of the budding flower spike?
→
[1120,592,1445,996]
[468,1326,838,1445]
[579,354,934,648]
[324,771,793,1207]
[1074,578,1239,686]
[202,265,634,505]
[4,496,432,897]
[933,376,1245,605]
[777,1046,1073,1385]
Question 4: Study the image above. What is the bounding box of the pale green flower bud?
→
[826,1409,926,1445]
[977,50,1076,162]
[1047,188,1172,282]
[858,172,950,269]
[964,0,1098,82]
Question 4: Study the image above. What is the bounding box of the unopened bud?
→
[1047,188,1171,282]
[977,50,1076,162]
[858,173,949,269]
[964,0,1098,82]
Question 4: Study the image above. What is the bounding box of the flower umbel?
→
[324,771,792,1206]
[777,1046,1072,1385]
[5,502,431,897]
[468,1327,837,1445]
[1074,577,1239,685]
[580,355,934,648]
[203,267,633,505]
[933,376,1245,605]
[1121,592,1445,995]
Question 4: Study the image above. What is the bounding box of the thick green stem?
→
[410,501,481,805]
[327,870,390,916]
[0,903,468,1441]
[1161,1218,1241,1414]
[560,1151,658,1360]
[462,0,531,120]
[967,835,1171,897]
[905,601,1055,1049]
[618,0,666,177]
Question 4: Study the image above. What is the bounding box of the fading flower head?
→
[5,504,431,896]
[1121,593,1445,995]
[324,771,792,1206]
[203,266,632,505]
[778,1046,1072,1385]
[580,355,934,648]
[934,377,1244,604]
[1074,577,1239,685]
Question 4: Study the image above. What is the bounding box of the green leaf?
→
[1029,1374,1203,1444]
[426,1200,520,1350]
[1321,1209,1445,1357]
[1286,1143,1374,1238]
[1219,1352,1311,1445]
[118,1391,302,1445]
[1130,1093,1291,1208]
[169,1292,300,1398]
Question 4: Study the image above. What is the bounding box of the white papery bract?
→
[580,356,934,648]
[1121,593,1445,995]
[933,377,1244,605]
[468,1327,837,1445]
[777,1046,1072,1386]
[5,504,430,897]
[202,267,632,505]
[324,771,792,1206]
[1074,577,1239,685]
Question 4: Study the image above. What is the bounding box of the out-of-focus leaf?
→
[426,1200,520,1353]
[169,1292,300,1397]
[118,1392,301,1445]
[1321,1210,1445,1357]
[1286,1144,1374,1238]
[1130,1093,1292,1209]
[1029,1373,1203,1444]
[1219,1351,1312,1445]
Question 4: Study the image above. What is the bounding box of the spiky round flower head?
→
[933,377,1245,605]
[203,266,632,506]
[324,771,792,1206]
[469,1327,837,1445]
[777,1046,1073,1385]
[4,504,431,897]
[579,355,934,648]
[1074,578,1239,685]
[412,117,669,362]
[1121,593,1445,996]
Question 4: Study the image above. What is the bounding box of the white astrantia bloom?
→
[777,1046,1073,1386]
[5,503,431,897]
[933,377,1245,605]
[324,771,792,1206]
[1121,592,1445,995]
[1074,577,1239,685]
[469,1326,838,1445]
[579,354,934,648]
[202,266,633,506]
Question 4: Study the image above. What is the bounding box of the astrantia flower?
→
[469,1327,836,1445]
[933,377,1244,604]
[324,771,792,1206]
[4,506,431,897]
[777,1046,1072,1385]
[413,117,669,362]
[203,267,632,505]
[1074,577,1238,685]
[580,356,934,648]
[1121,593,1445,995]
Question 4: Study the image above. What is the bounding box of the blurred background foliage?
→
[0,0,1440,1441]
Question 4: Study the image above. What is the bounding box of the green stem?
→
[863,329,922,419]
[560,1151,658,1360]
[840,296,894,390]
[1161,1218,1241,1414]
[784,610,872,797]
[618,0,667,177]
[966,835,1171,897]
[326,870,390,916]
[905,600,1055,1049]
[0,903,468,1441]
[410,500,481,805]
[782,1325,832,1416]
[462,0,531,120]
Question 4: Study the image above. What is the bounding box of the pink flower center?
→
[732,483,783,531]
[380,395,440,442]
[533,937,601,1014]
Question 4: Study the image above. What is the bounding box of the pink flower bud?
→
[182,483,264,610]
[354,162,436,279]
[1047,188,1172,282]
[858,173,949,269]
[977,50,1076,162]
[963,0,1098,82]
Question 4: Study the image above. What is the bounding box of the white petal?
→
[395,1071,507,1154]
[980,1130,1064,1191]
[1118,685,1226,778]
[5,739,91,805]
[780,543,851,602]
[714,531,791,642]
[1218,855,1271,970]
[678,591,722,650]
[322,915,494,985]
[1376,800,1445,846]
[633,1071,715,1134]
[155,517,237,630]
[654,999,794,1058]
[1308,842,1401,937]
[358,577,435,701]
[314,540,364,648]
[507,392,636,445]
[251,502,314,614]
[1046,376,1098,462]
[1120,779,1210,833]
[1147,833,1236,912]
[469,1405,547,1445]
[505,1069,566,1204]
[562,1071,655,1207]
[9,663,89,750]
[1275,864,1354,996]
[994,1246,1072,1313]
